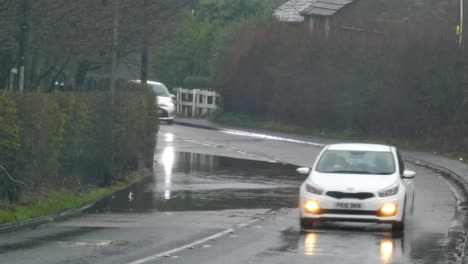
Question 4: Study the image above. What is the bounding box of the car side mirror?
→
[402,170,416,179]
[170,94,176,99]
[297,167,311,175]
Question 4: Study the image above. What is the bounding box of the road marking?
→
[221,129,326,147]
[127,228,234,264]
[175,135,278,163]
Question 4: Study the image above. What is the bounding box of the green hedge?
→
[183,76,212,89]
[0,86,158,201]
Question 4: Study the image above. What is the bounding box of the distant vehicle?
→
[133,80,175,125]
[297,143,415,232]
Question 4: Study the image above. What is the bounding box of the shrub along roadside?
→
[0,84,158,223]
[213,112,456,158]
[0,170,150,223]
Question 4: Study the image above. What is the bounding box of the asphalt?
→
[173,118,468,180]
[0,119,466,264]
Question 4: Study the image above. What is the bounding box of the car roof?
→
[326,143,393,152]
[132,80,165,86]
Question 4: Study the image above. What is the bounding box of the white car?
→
[133,80,175,124]
[298,143,415,232]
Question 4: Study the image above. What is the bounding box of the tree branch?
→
[0,163,25,186]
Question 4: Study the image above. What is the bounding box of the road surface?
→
[0,123,465,264]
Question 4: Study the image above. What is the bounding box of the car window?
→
[316,150,395,175]
[149,83,170,97]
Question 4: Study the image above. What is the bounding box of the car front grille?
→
[326,191,375,200]
[158,108,168,118]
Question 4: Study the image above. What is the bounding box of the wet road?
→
[0,123,464,264]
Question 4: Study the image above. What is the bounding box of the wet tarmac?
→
[0,124,464,264]
[91,152,303,213]
[151,124,464,264]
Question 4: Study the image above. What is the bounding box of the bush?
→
[0,94,20,200]
[0,86,158,201]
[183,76,212,89]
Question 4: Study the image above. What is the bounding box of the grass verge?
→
[0,169,150,224]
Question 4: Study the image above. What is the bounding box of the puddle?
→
[90,152,303,213]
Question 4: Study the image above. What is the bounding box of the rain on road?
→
[0,123,464,264]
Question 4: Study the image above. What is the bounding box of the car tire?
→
[392,220,405,232]
[392,200,406,232]
[300,218,314,229]
[167,120,174,125]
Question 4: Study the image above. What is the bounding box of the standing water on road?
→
[91,151,304,213]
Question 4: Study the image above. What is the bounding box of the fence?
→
[173,88,220,117]
[4,68,17,91]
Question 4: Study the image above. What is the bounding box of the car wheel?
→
[392,220,405,232]
[300,218,314,229]
[167,120,174,125]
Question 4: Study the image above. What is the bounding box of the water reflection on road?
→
[87,135,459,264]
[304,233,317,256]
[274,227,405,263]
[380,240,394,263]
[91,150,302,213]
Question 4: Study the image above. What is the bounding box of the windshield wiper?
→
[327,170,373,174]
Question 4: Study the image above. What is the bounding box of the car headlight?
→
[160,102,174,107]
[305,183,324,195]
[378,183,399,197]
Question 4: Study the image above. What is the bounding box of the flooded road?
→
[0,123,464,264]
[92,152,302,213]
[153,124,462,264]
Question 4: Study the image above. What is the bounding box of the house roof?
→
[274,0,352,22]
[274,0,315,22]
[300,0,352,17]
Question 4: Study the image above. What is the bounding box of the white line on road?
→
[221,129,327,147]
[176,135,278,163]
[127,228,234,264]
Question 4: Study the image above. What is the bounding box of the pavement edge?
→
[0,202,95,234]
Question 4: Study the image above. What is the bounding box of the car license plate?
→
[336,202,362,209]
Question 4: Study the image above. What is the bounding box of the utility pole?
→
[17,0,31,92]
[459,0,464,47]
[140,0,149,84]
[110,0,120,102]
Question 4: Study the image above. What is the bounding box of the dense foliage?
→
[183,76,212,89]
[153,0,272,88]
[0,85,158,201]
[218,23,468,151]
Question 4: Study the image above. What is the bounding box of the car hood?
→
[308,172,398,192]
[157,96,173,104]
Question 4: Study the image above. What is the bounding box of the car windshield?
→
[149,83,170,97]
[316,150,395,175]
